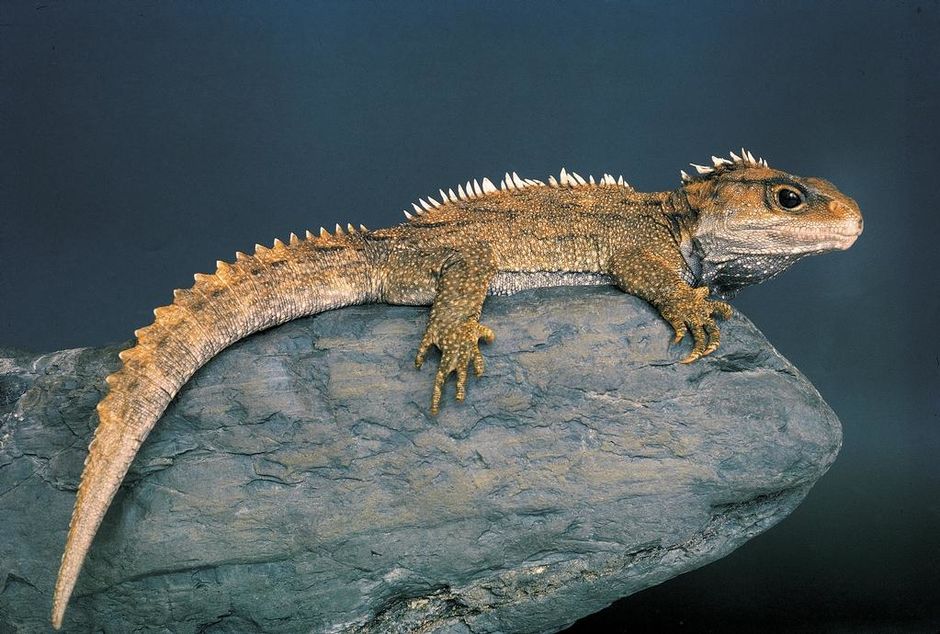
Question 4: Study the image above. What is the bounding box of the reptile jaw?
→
[824,199,864,247]
[769,200,863,254]
[788,222,862,252]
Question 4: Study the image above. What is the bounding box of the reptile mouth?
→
[832,232,860,250]
[787,216,863,249]
[831,217,864,248]
[802,230,860,251]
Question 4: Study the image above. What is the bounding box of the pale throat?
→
[681,228,806,299]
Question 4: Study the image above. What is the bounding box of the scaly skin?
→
[51,150,862,628]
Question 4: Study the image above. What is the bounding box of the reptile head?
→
[678,149,863,297]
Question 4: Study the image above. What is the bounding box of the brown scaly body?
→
[52,149,862,628]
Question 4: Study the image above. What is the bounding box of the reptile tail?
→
[51,227,378,629]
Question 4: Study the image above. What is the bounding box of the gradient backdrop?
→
[1,1,938,631]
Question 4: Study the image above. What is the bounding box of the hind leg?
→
[381,244,497,414]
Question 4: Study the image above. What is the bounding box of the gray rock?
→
[0,286,842,633]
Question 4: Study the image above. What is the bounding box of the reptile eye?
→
[776,187,804,210]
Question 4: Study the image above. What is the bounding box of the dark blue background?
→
[2,1,937,630]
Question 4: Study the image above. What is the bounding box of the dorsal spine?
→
[401,168,635,222]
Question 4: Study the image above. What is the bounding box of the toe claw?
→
[671,321,687,344]
[680,324,707,364]
[703,321,721,356]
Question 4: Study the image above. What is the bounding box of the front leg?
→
[608,243,732,364]
[413,245,497,414]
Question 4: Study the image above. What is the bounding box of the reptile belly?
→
[488,271,614,296]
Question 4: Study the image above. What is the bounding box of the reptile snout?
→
[828,198,863,248]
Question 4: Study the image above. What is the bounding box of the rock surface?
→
[0,286,842,633]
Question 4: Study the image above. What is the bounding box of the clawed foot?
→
[661,287,733,364]
[415,319,495,415]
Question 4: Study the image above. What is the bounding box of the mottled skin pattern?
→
[51,150,862,628]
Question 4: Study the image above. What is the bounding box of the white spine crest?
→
[403,167,636,221]
[681,148,770,182]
